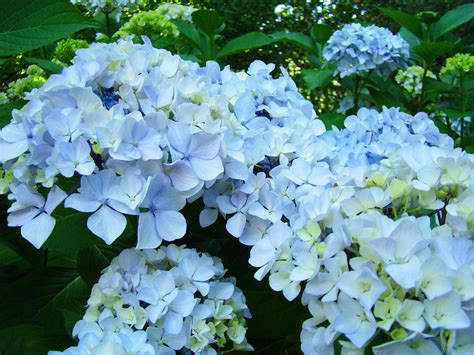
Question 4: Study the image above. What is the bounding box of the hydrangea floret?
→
[1,38,473,353]
[71,0,143,21]
[395,65,436,95]
[323,23,410,77]
[49,245,252,354]
[116,3,196,39]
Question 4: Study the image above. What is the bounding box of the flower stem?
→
[353,74,360,113]
[460,72,465,138]
[105,11,112,38]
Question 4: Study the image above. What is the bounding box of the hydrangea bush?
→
[0,37,473,354]
[323,23,410,78]
[49,245,252,354]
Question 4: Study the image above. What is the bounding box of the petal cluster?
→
[0,38,315,248]
[323,23,410,77]
[49,245,252,354]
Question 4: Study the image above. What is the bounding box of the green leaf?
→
[302,68,334,90]
[24,57,63,73]
[0,0,97,56]
[0,324,67,355]
[431,4,474,40]
[46,209,136,255]
[400,27,420,47]
[172,20,206,53]
[45,212,100,254]
[318,112,346,129]
[310,24,333,44]
[379,7,423,39]
[442,109,474,120]
[217,32,275,59]
[460,134,474,150]
[270,31,315,52]
[0,243,22,269]
[423,77,453,96]
[413,41,455,64]
[0,101,25,128]
[191,10,224,37]
[77,245,109,286]
[0,266,84,330]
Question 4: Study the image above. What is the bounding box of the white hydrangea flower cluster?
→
[71,0,143,20]
[49,245,252,354]
[202,106,474,353]
[395,65,436,95]
[323,23,410,78]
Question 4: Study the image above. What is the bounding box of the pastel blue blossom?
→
[137,175,186,248]
[51,246,252,354]
[323,23,410,77]
[65,169,127,244]
[48,136,95,178]
[7,184,66,248]
[108,116,162,161]
[44,108,82,143]
[167,122,223,191]
[0,120,32,162]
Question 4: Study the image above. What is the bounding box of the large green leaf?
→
[270,31,315,52]
[310,24,333,44]
[25,57,63,74]
[413,41,455,64]
[400,27,420,47]
[45,212,100,254]
[0,324,68,355]
[302,68,334,90]
[191,9,224,37]
[0,227,43,267]
[0,0,97,56]
[172,19,206,52]
[431,4,474,40]
[0,266,86,330]
[217,32,275,59]
[77,245,109,286]
[318,112,346,129]
[0,243,22,269]
[379,7,423,39]
[46,210,137,255]
[461,134,474,152]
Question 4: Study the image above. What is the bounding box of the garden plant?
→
[0,0,473,354]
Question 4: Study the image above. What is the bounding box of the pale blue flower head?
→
[323,23,410,77]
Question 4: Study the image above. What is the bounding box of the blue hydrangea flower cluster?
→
[1,38,473,354]
[323,23,410,77]
[49,245,252,354]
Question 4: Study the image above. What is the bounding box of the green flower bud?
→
[53,38,89,65]
[441,53,474,76]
